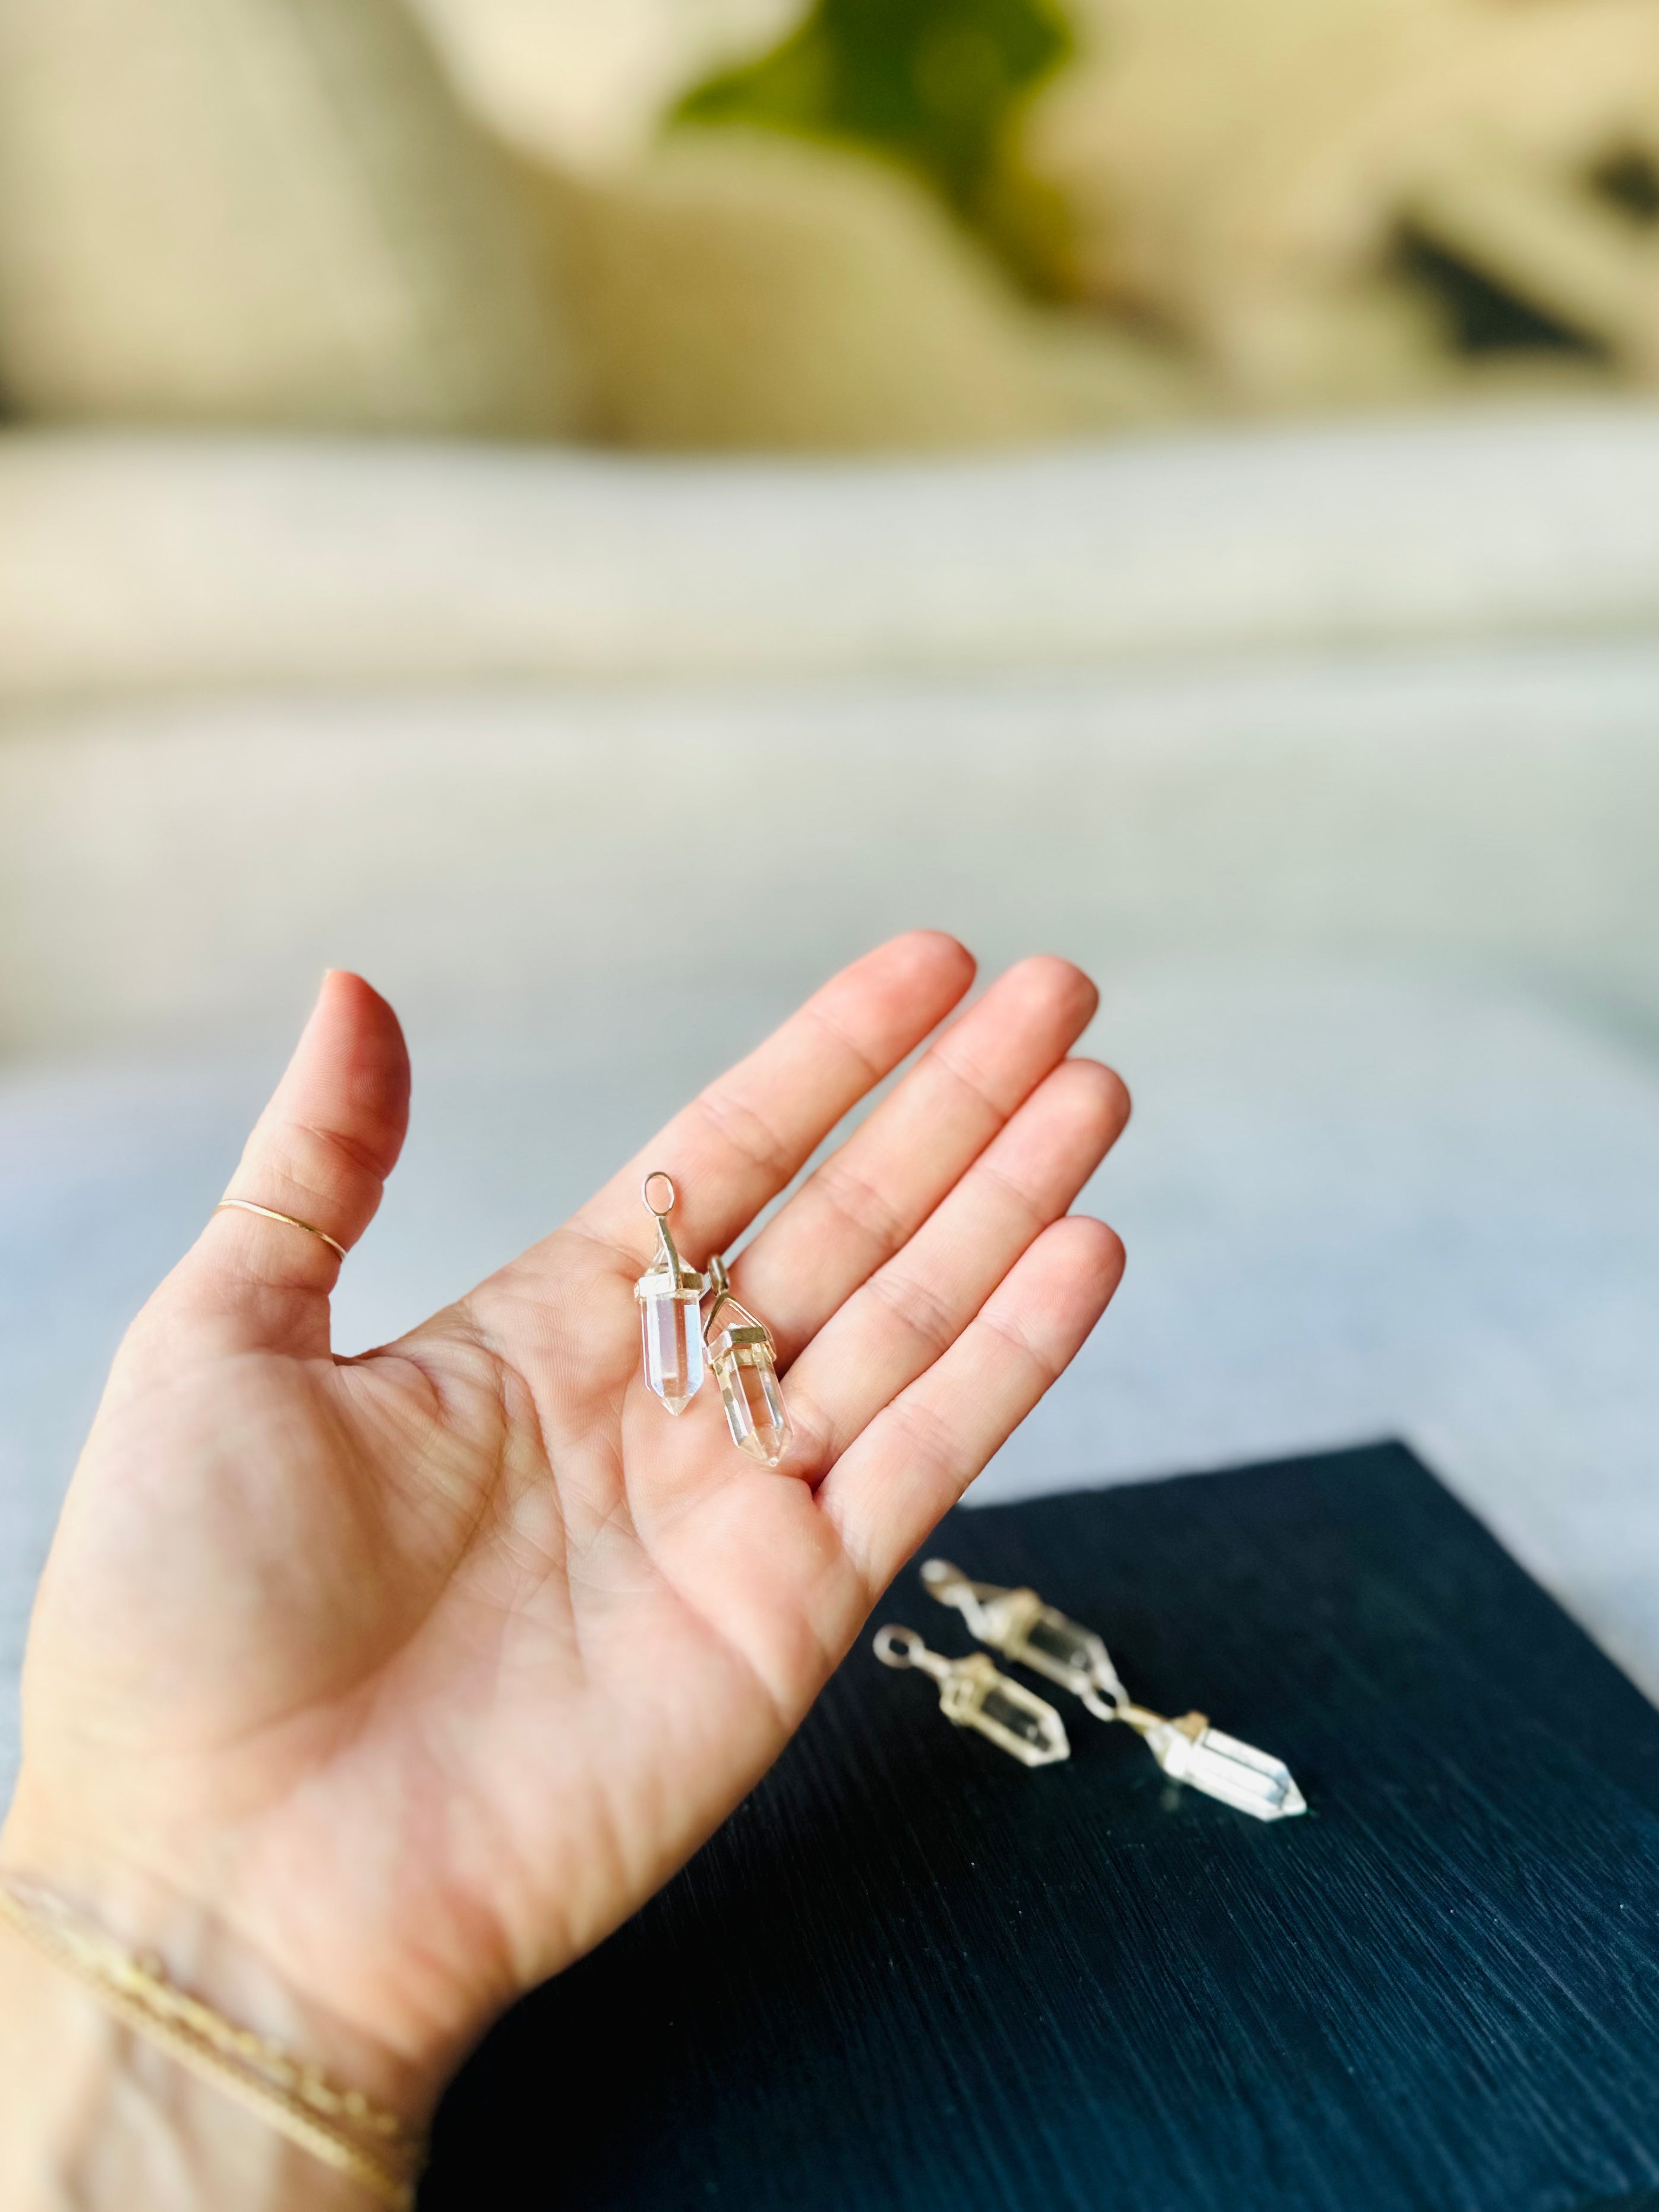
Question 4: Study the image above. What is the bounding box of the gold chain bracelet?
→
[0,1877,426,2207]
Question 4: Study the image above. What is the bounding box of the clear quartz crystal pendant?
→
[1121,1708,1307,1823]
[634,1173,706,1415]
[873,1626,1070,1768]
[703,1257,792,1466]
[922,1560,1128,1703]
[923,1558,1306,1820]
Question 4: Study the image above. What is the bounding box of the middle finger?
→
[731,955,1099,1358]
[783,1054,1128,1475]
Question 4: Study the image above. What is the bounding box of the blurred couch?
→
[9,405,1659,1053]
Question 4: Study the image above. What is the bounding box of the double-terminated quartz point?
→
[704,1257,793,1468]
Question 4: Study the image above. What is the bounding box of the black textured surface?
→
[422,1443,1659,2211]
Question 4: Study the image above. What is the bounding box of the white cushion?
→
[5,637,1659,1059]
[6,405,1659,699]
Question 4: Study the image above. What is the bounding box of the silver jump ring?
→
[641,1170,677,1219]
[1080,1684,1127,1724]
[873,1626,922,1670]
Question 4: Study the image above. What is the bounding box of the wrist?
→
[0,1815,432,2210]
[0,1914,375,2212]
[0,1803,437,2122]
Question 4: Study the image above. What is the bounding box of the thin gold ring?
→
[213,1199,348,1262]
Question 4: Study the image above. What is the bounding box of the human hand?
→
[1,935,1127,2122]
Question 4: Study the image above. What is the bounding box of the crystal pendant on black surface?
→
[1126,1708,1307,1821]
[922,1558,1127,1702]
[872,1626,1070,1769]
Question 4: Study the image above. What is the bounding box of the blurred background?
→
[5,0,1659,1797]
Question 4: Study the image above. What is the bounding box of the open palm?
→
[2,935,1127,2111]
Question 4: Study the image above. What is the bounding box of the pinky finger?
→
[817,1216,1125,1601]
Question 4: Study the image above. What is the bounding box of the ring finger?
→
[781,1055,1128,1475]
[729,955,1100,1359]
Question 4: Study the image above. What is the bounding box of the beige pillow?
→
[0,0,577,433]
[554,130,1196,452]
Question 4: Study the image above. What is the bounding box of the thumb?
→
[168,971,411,1351]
